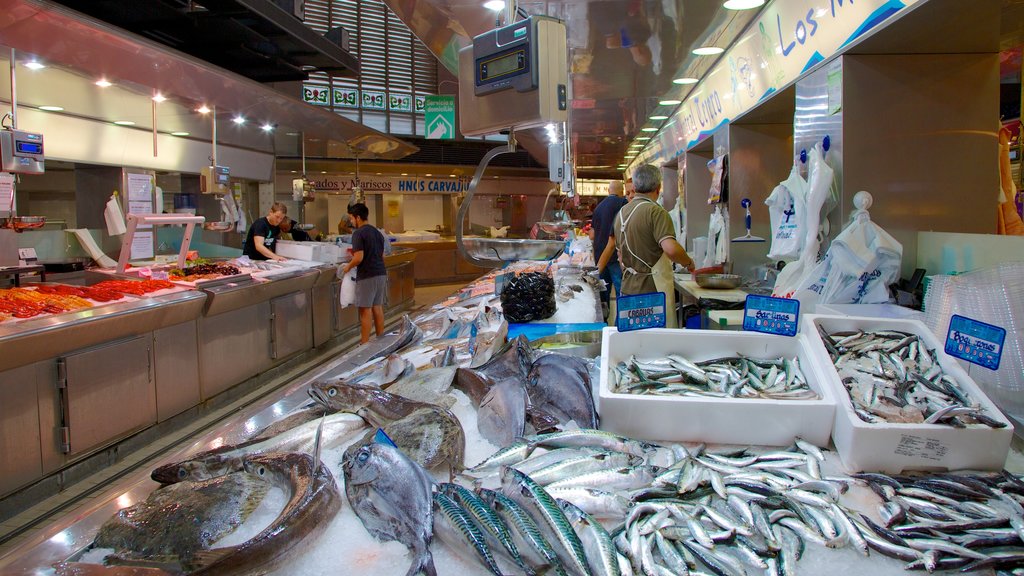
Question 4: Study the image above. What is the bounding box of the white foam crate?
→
[803,314,1013,473]
[598,327,837,447]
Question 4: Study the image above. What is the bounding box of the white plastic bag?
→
[765,166,807,261]
[792,208,902,306]
[773,145,833,297]
[339,267,357,308]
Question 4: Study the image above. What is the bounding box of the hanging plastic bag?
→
[339,267,357,308]
[773,145,833,298]
[702,207,725,268]
[791,200,902,307]
[765,166,807,261]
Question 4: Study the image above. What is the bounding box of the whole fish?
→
[164,452,342,576]
[454,367,498,407]
[432,492,504,576]
[476,334,534,386]
[309,381,466,476]
[526,353,598,429]
[477,488,567,576]
[385,366,458,409]
[319,315,422,380]
[556,499,620,576]
[348,354,414,387]
[151,413,365,484]
[825,328,1006,427]
[440,483,535,575]
[500,466,591,576]
[96,472,269,570]
[614,354,817,401]
[343,442,436,576]
[477,379,529,447]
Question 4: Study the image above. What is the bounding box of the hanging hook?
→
[799,149,807,164]
[822,135,831,152]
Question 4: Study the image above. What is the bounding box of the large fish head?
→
[241,453,292,485]
[308,381,381,412]
[151,454,242,484]
[342,443,388,486]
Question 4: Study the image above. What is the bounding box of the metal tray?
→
[695,273,743,289]
[462,238,564,262]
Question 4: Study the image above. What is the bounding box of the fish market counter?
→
[0,254,417,503]
[391,237,496,285]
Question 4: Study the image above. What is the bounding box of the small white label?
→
[894,434,949,462]
[18,248,37,260]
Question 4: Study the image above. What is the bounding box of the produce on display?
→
[500,271,557,323]
[611,353,818,400]
[818,327,1007,427]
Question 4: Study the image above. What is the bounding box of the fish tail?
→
[409,549,437,576]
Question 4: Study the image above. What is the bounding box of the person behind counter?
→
[279,218,312,242]
[341,203,388,344]
[597,164,693,297]
[242,202,288,261]
[590,180,628,317]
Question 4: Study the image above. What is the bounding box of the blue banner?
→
[743,294,800,337]
[616,292,667,332]
[945,314,1005,371]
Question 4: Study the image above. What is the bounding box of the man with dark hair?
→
[341,203,388,343]
[597,164,693,297]
[242,202,288,261]
[279,217,312,242]
[591,180,628,317]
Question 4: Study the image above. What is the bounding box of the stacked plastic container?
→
[922,263,1024,427]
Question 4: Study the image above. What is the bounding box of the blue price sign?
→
[616,292,666,332]
[494,273,509,295]
[945,315,1005,371]
[743,294,800,337]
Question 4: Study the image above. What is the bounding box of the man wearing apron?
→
[597,164,694,326]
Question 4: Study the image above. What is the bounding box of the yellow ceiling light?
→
[197,105,211,114]
[152,94,167,103]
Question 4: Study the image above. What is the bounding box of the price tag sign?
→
[616,292,666,332]
[742,294,800,337]
[945,315,1005,370]
[494,273,509,296]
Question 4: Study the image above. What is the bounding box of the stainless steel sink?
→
[462,238,565,262]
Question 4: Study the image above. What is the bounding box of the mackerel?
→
[432,492,505,576]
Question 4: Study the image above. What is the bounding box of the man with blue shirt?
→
[591,180,628,317]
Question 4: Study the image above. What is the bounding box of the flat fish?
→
[526,355,598,429]
[477,379,528,447]
[344,442,436,576]
[309,382,466,475]
[385,366,458,409]
[96,472,269,569]
[476,334,534,386]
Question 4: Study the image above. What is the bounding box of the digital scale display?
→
[16,141,42,155]
[478,48,527,83]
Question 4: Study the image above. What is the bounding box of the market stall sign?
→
[945,314,1005,371]
[425,95,456,139]
[743,294,799,337]
[616,292,666,332]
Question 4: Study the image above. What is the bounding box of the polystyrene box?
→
[802,314,1013,473]
[275,240,324,262]
[598,327,837,447]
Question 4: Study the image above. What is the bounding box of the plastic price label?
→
[945,314,1005,371]
[742,294,800,337]
[616,292,666,332]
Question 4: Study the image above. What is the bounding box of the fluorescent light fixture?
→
[649,115,668,120]
[95,79,112,87]
[637,136,651,140]
[723,0,765,9]
[483,0,505,10]
[658,99,682,106]
[23,61,45,70]
[693,46,724,56]
[233,116,245,125]
[170,131,190,136]
[673,77,699,85]
[197,105,211,114]
[641,127,658,132]
[152,94,167,103]
[425,173,433,177]
[261,123,274,132]
[401,173,408,176]
[449,174,456,177]
[38,105,63,112]
[113,120,135,126]
[286,132,299,136]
